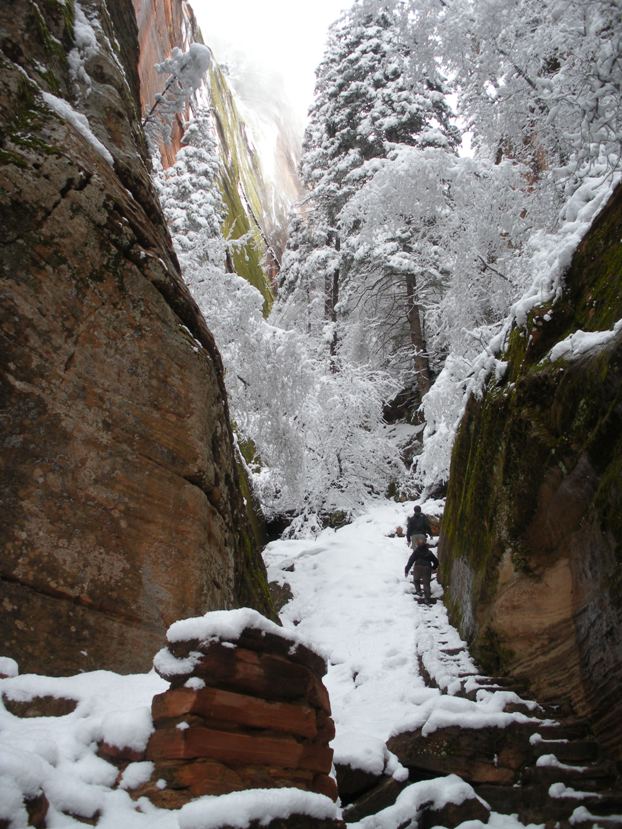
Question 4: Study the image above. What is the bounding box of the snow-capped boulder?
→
[100,611,338,810]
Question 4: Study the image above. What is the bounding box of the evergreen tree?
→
[156,108,225,274]
[157,105,402,527]
[275,0,459,397]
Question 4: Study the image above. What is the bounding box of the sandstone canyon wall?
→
[0,0,274,677]
[133,0,289,311]
[133,0,189,168]
[439,183,622,758]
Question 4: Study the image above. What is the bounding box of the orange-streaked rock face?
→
[0,0,272,675]
[132,0,192,167]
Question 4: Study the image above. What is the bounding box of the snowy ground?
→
[1,499,544,828]
[264,499,447,779]
[265,500,543,829]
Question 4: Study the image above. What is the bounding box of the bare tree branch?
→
[476,255,515,285]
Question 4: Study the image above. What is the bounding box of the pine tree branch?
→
[141,74,180,128]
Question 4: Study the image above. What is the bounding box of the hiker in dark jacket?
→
[405,537,439,602]
[406,505,432,549]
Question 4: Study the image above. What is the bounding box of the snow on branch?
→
[143,43,212,142]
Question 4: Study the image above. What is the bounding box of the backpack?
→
[409,513,428,533]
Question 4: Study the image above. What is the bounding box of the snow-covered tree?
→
[143,43,213,144]
[343,144,541,485]
[279,0,621,498]
[388,0,622,491]
[156,103,403,528]
[436,0,622,183]
[275,0,460,400]
[152,0,622,519]
[156,109,225,271]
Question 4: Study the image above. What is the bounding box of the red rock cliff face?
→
[0,0,273,676]
[133,0,194,167]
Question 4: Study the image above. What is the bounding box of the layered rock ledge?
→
[99,609,341,818]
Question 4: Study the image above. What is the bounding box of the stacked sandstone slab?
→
[108,611,338,811]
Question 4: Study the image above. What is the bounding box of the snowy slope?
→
[264,500,446,776]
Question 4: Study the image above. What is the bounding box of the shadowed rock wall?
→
[0,0,273,676]
[439,183,622,758]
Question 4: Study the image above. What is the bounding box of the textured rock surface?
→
[133,0,189,167]
[388,724,533,785]
[208,59,277,310]
[1,695,78,719]
[417,796,490,829]
[402,596,622,827]
[439,182,622,757]
[342,777,409,823]
[231,820,345,829]
[0,0,273,676]
[335,763,384,805]
[100,621,337,808]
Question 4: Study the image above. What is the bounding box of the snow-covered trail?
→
[1,498,541,829]
[264,499,451,776]
[265,500,548,829]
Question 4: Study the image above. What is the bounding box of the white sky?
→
[192,0,353,132]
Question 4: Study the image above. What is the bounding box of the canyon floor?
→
[1,499,619,828]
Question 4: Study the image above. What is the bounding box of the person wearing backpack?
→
[406,505,432,548]
[404,537,439,602]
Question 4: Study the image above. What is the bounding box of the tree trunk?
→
[405,273,432,396]
[325,234,340,372]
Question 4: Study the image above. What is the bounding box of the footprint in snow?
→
[383,654,408,668]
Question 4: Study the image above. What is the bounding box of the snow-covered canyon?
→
[2,0,622,826]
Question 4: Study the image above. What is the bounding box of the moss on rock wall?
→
[439,183,622,756]
[209,64,274,315]
[233,455,277,621]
